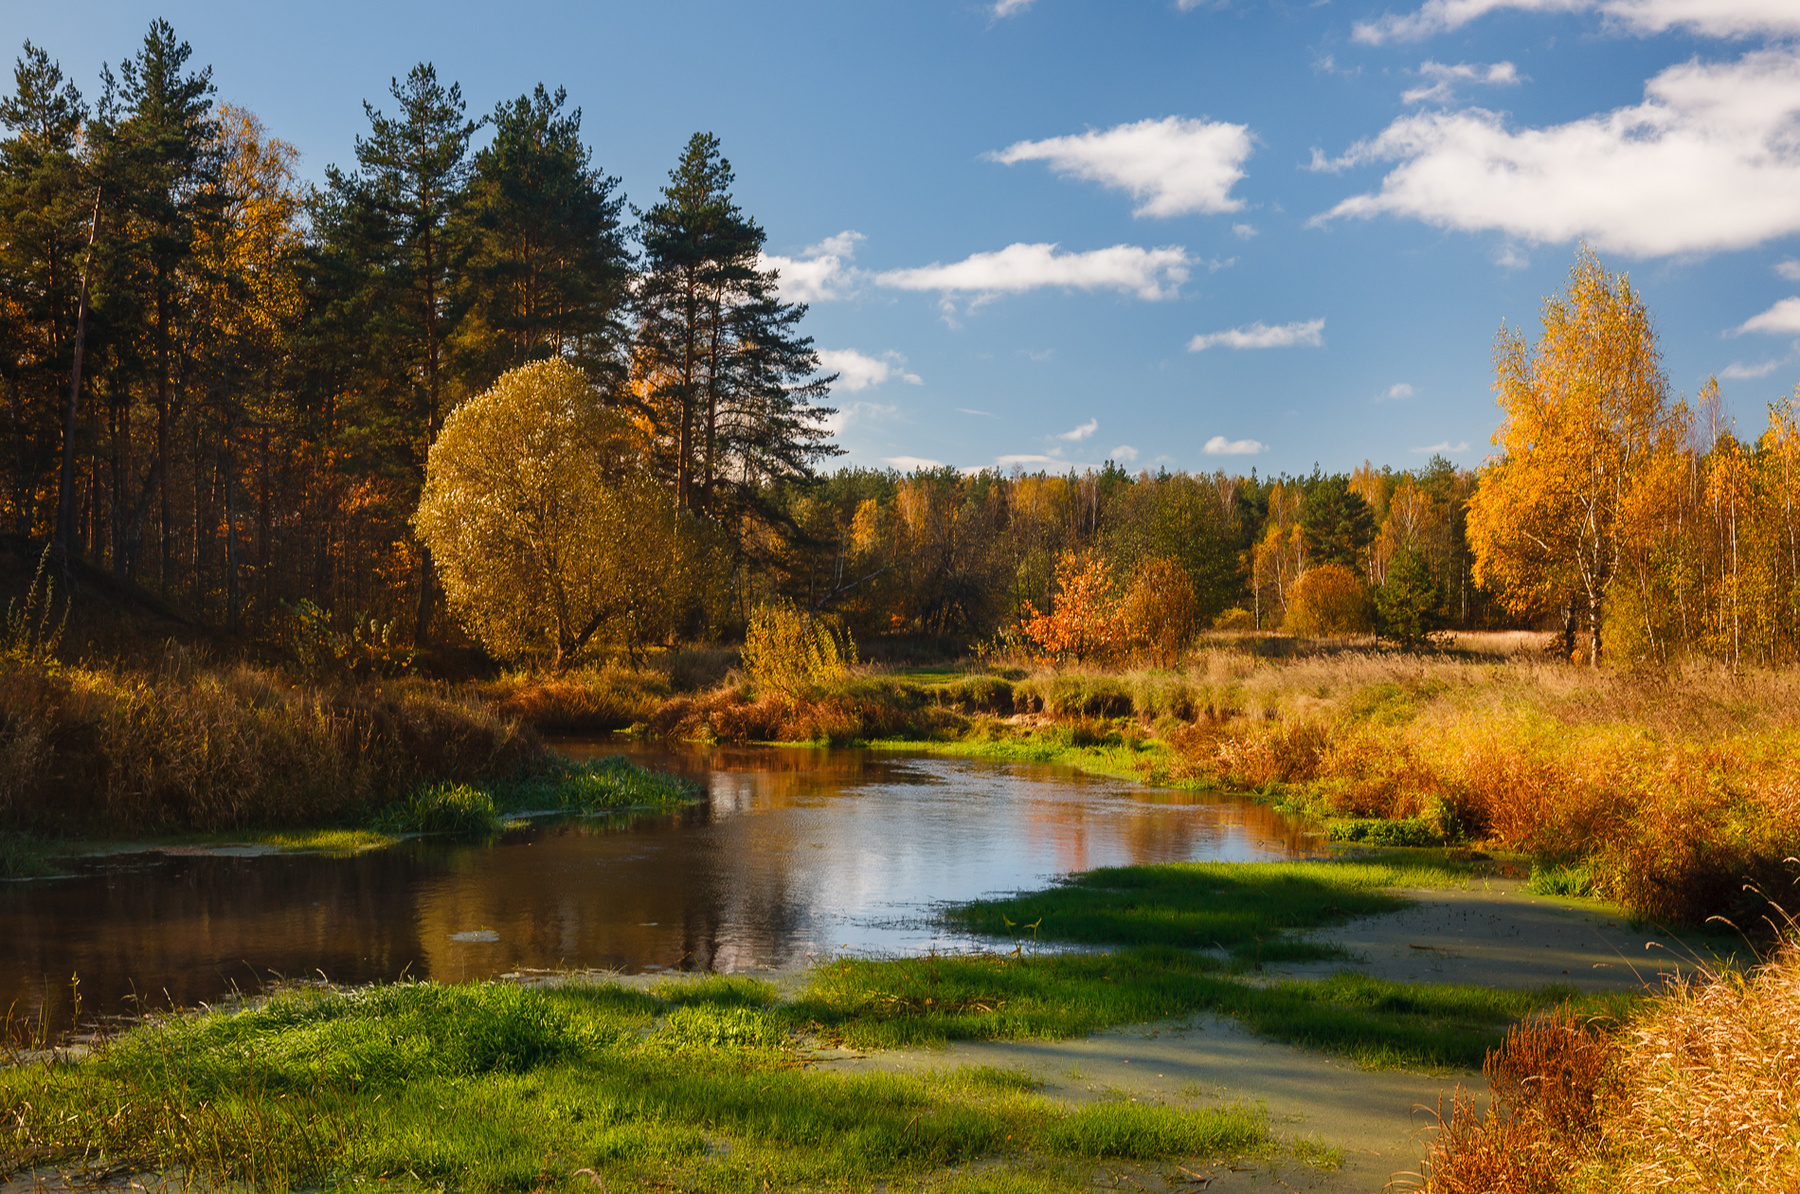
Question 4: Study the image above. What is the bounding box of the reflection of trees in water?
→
[0,852,433,1040]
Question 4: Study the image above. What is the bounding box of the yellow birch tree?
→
[1467,249,1687,665]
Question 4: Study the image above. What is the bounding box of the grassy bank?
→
[0,649,705,874]
[0,974,1272,1194]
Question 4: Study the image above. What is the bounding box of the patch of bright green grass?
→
[1528,862,1595,898]
[795,948,1620,1072]
[491,753,701,815]
[0,977,1267,1193]
[249,828,396,854]
[869,734,1167,787]
[946,859,1470,963]
[371,757,702,839]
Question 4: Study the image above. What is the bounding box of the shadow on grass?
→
[947,858,1478,964]
[792,948,1621,1072]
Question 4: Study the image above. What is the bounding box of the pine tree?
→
[456,85,631,392]
[315,63,476,642]
[634,132,836,518]
[0,42,88,539]
[1376,546,1444,648]
[104,19,224,587]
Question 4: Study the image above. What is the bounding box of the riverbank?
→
[0,855,1640,1193]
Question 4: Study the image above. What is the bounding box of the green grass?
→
[372,756,702,838]
[792,948,1612,1072]
[868,732,1168,787]
[0,977,1268,1194]
[946,858,1473,964]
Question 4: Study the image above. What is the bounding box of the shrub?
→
[1020,551,1121,664]
[1283,564,1374,637]
[1117,555,1198,666]
[743,604,856,696]
[1213,607,1255,631]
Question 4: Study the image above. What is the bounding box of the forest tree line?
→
[4,24,1798,668]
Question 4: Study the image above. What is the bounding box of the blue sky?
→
[11,0,1800,477]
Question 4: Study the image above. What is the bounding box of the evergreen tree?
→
[456,85,631,392]
[634,132,836,517]
[1299,473,1375,571]
[1376,545,1444,648]
[105,19,224,586]
[315,63,476,641]
[0,42,88,539]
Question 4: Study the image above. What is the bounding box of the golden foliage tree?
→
[413,358,689,668]
[1118,555,1198,666]
[1467,249,1687,665]
[1283,563,1373,637]
[1020,550,1120,663]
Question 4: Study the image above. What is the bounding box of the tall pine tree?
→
[633,132,835,519]
[455,85,632,392]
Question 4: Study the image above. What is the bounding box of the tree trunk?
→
[56,187,103,568]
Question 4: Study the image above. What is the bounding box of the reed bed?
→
[1423,938,1800,1192]
[0,654,541,835]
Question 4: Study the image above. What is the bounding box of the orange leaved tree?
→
[1020,550,1121,663]
[1467,249,1687,666]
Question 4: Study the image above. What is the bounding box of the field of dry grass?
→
[0,651,541,836]
[1423,936,1800,1191]
[1153,646,1800,926]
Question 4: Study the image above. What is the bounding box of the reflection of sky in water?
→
[0,745,1319,1033]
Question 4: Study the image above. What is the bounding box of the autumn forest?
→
[3,20,1800,673]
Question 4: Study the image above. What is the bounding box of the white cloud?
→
[885,456,946,470]
[1353,0,1800,44]
[1383,382,1417,400]
[1735,297,1800,335]
[759,231,864,303]
[989,117,1253,218]
[1057,418,1098,442]
[1777,259,1800,281]
[876,242,1193,305]
[1204,435,1268,456]
[1316,49,1800,258]
[991,0,1034,17]
[1109,445,1140,463]
[1188,318,1325,352]
[1412,440,1472,453]
[816,348,922,392]
[995,453,1071,469]
[1403,61,1522,105]
[1232,223,1258,239]
[1495,245,1531,270]
[823,400,899,438]
[1722,359,1786,379]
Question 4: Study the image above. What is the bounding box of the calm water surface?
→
[2,743,1317,1034]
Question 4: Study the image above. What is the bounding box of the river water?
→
[1,743,1316,1038]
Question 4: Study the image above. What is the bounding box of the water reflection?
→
[1,743,1318,1036]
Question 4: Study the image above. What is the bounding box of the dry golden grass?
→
[0,655,541,834]
[1423,941,1800,1193]
[1603,941,1800,1189]
[1156,648,1800,926]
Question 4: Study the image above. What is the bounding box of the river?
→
[0,743,1316,1038]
